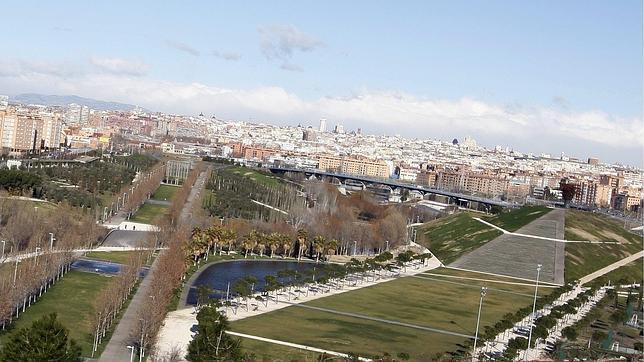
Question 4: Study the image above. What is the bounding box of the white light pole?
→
[49,233,55,251]
[1,240,5,260]
[525,264,542,361]
[472,286,487,361]
[385,240,389,252]
[127,345,135,362]
[13,260,19,286]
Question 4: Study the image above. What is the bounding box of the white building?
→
[319,118,327,133]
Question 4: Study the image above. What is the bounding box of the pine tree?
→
[0,313,81,362]
[187,304,243,361]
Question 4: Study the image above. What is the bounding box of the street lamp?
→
[525,264,542,361]
[49,233,55,251]
[472,286,487,361]
[126,345,135,362]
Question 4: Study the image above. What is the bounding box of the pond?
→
[71,259,149,277]
[185,259,325,306]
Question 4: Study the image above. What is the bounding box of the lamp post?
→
[127,346,135,362]
[385,240,389,252]
[13,260,20,287]
[472,286,487,361]
[525,264,542,361]
[49,233,55,251]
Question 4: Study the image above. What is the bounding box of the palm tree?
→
[324,239,339,261]
[220,229,236,255]
[256,232,267,257]
[267,233,279,258]
[243,230,258,258]
[205,225,222,256]
[313,235,326,263]
[280,233,293,258]
[296,229,308,261]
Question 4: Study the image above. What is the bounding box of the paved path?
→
[579,251,644,285]
[100,168,209,361]
[451,209,566,284]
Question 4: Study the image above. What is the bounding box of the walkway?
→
[579,251,644,285]
[451,209,566,284]
[100,168,209,361]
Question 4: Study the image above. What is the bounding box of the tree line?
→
[0,199,105,332]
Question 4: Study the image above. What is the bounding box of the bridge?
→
[268,167,516,209]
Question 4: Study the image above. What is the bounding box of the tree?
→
[0,313,81,362]
[196,284,213,309]
[561,326,578,341]
[559,179,577,207]
[186,304,243,362]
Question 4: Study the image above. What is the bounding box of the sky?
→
[0,1,642,165]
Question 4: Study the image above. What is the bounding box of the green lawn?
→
[226,166,280,187]
[564,211,642,282]
[151,184,179,201]
[130,203,168,224]
[0,270,111,357]
[585,258,644,287]
[85,251,153,265]
[239,337,322,362]
[485,206,551,232]
[231,268,552,360]
[419,213,502,264]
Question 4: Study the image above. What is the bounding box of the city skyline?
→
[0,0,642,165]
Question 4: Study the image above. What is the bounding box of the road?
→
[99,169,209,362]
[579,251,644,285]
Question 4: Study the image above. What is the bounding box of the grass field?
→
[485,206,551,232]
[418,206,551,265]
[85,251,144,265]
[130,203,168,224]
[226,166,280,187]
[0,270,111,357]
[586,258,644,287]
[419,213,502,264]
[151,184,179,201]
[564,210,642,282]
[231,268,552,360]
[239,337,322,362]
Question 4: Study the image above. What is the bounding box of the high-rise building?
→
[319,118,327,133]
[0,95,8,111]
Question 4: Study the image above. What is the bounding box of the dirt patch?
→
[567,227,600,242]
[598,230,629,244]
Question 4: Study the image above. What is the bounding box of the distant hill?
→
[10,93,140,111]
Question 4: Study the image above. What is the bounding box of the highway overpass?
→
[268,167,516,209]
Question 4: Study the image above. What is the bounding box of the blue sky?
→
[1,1,642,164]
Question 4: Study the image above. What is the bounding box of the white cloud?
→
[165,40,200,56]
[0,69,641,156]
[90,56,149,76]
[258,24,323,71]
[212,50,241,61]
[280,63,303,72]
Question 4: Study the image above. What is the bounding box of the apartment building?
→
[0,110,63,151]
[318,155,390,178]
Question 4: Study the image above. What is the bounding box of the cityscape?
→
[0,1,642,362]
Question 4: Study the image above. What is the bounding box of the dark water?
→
[186,259,324,306]
[71,259,148,277]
